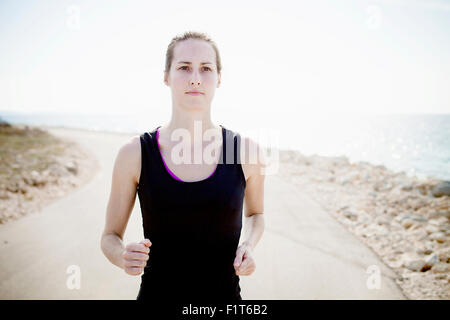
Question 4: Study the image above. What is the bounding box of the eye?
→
[178,66,212,71]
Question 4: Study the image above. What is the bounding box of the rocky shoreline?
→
[278,150,449,300]
[0,122,100,224]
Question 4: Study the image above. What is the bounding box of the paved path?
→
[0,126,407,299]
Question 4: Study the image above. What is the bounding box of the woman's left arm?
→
[234,139,267,276]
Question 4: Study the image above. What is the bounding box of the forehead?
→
[173,39,216,63]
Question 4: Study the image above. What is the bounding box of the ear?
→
[217,72,221,88]
[163,70,169,86]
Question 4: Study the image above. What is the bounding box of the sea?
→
[1,110,449,182]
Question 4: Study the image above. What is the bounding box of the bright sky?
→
[1,0,449,119]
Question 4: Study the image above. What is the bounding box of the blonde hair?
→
[165,31,222,74]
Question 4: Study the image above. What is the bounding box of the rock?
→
[374,181,394,192]
[436,247,450,263]
[0,191,9,200]
[330,156,349,167]
[426,210,441,219]
[65,161,78,175]
[401,219,416,229]
[48,164,66,177]
[386,208,398,217]
[420,264,432,272]
[399,214,428,223]
[428,218,447,226]
[429,232,446,243]
[425,224,440,234]
[392,246,405,255]
[438,210,450,219]
[353,225,366,236]
[434,273,447,280]
[404,259,426,272]
[390,185,404,197]
[361,172,370,182]
[374,164,387,171]
[400,216,428,229]
[440,224,450,233]
[431,262,449,273]
[409,228,428,241]
[338,173,358,186]
[406,198,427,211]
[399,183,413,191]
[374,225,389,236]
[6,183,18,193]
[6,180,28,194]
[431,181,450,197]
[23,171,47,187]
[343,211,358,221]
[415,183,430,196]
[416,244,434,255]
[408,222,423,231]
[0,119,11,126]
[424,254,440,268]
[375,215,391,226]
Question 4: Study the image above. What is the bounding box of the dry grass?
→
[0,122,67,190]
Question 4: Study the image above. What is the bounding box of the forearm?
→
[101,233,125,269]
[241,213,265,251]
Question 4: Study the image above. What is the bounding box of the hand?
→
[233,243,256,276]
[122,239,152,276]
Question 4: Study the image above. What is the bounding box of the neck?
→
[163,107,219,138]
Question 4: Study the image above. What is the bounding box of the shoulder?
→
[238,134,268,181]
[118,135,141,157]
[115,135,142,185]
[241,135,267,167]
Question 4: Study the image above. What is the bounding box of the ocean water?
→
[1,110,449,181]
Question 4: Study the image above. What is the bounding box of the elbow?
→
[254,213,265,232]
[100,231,122,253]
[100,231,114,254]
[100,232,107,255]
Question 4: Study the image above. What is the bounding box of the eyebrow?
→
[176,61,213,65]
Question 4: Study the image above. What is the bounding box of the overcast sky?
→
[1,0,449,117]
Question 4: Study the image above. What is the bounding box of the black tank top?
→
[136,125,246,301]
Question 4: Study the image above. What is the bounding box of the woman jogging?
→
[100,31,266,301]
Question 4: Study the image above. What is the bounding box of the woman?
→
[100,31,266,302]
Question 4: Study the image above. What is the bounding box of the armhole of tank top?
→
[137,133,146,190]
[235,133,247,189]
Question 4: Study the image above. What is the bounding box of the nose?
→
[190,71,201,86]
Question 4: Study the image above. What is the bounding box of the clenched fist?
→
[122,239,152,276]
[233,243,256,276]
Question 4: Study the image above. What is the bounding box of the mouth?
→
[186,91,204,95]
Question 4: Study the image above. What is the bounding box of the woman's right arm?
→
[100,136,151,275]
